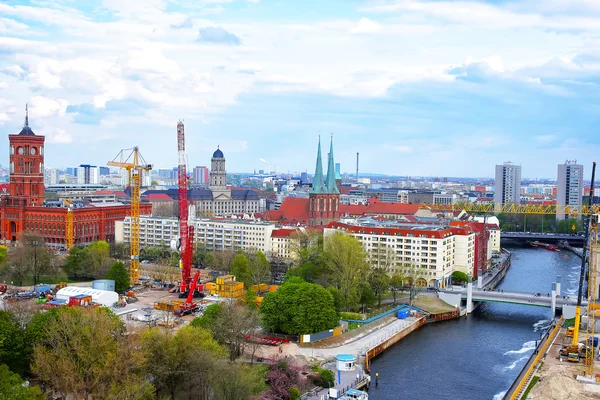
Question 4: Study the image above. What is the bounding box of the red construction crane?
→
[177,121,192,293]
[174,270,201,317]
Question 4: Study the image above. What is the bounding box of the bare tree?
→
[398,262,430,305]
[212,301,260,361]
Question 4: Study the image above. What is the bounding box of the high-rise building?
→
[44,168,58,186]
[494,162,521,206]
[77,165,99,184]
[556,160,583,221]
[193,166,209,185]
[99,166,110,176]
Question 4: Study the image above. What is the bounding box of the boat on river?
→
[340,389,369,400]
[530,241,558,251]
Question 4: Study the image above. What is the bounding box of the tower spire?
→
[325,134,339,194]
[310,136,324,194]
[25,104,29,128]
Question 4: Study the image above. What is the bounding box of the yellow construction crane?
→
[63,199,74,250]
[584,214,598,377]
[427,202,600,215]
[108,147,152,284]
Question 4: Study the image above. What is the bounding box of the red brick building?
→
[0,109,151,247]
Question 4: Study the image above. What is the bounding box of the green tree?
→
[211,362,264,400]
[390,273,404,305]
[0,311,28,376]
[249,250,271,286]
[245,288,258,307]
[368,268,390,307]
[190,304,222,330]
[62,246,85,278]
[0,364,43,400]
[0,246,7,266]
[260,280,338,335]
[141,325,225,400]
[323,233,370,311]
[327,286,343,312]
[32,307,151,400]
[451,271,469,284]
[105,261,131,293]
[231,253,252,289]
[85,240,112,278]
[358,282,376,313]
[556,218,581,234]
[284,262,322,283]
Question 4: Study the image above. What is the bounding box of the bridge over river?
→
[501,232,584,245]
[438,286,586,311]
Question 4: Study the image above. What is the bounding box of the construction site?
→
[0,118,280,337]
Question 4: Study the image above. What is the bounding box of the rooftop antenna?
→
[24,104,29,127]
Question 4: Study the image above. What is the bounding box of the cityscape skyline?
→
[1,1,600,176]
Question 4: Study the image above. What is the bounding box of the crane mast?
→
[108,147,152,284]
[177,121,192,293]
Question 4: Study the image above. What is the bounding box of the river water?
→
[369,247,582,400]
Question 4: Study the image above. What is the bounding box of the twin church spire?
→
[310,135,340,195]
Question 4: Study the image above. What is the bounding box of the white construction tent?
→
[55,286,118,307]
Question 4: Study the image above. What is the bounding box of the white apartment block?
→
[270,228,298,259]
[494,162,521,205]
[556,161,584,221]
[116,216,276,254]
[324,222,477,288]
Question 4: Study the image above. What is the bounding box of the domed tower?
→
[209,146,230,199]
[9,105,45,207]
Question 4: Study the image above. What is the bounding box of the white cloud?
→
[537,135,558,143]
[45,128,73,144]
[30,96,69,118]
[350,18,382,34]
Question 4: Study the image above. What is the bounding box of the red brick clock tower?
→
[9,105,45,206]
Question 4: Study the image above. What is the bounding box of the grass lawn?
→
[521,375,539,399]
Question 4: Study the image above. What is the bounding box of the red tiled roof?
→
[144,193,173,201]
[271,228,296,238]
[326,221,469,239]
[264,197,310,224]
[364,203,421,215]
[339,187,352,195]
[339,204,369,216]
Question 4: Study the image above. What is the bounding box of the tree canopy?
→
[63,241,112,279]
[141,325,225,399]
[260,279,338,335]
[231,253,252,289]
[323,233,370,311]
[105,261,130,293]
[0,364,43,400]
[32,306,152,399]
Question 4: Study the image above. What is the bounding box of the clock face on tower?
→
[30,147,36,155]
[18,147,24,155]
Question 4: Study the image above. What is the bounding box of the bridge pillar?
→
[555,279,561,297]
[477,268,483,289]
[466,281,474,314]
[551,288,557,317]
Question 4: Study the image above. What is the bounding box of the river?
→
[368,247,582,400]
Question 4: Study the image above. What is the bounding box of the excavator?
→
[174,270,203,317]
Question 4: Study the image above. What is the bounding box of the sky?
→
[2,0,600,179]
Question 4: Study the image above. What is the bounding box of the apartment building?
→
[270,228,298,259]
[324,221,479,288]
[556,160,584,221]
[494,162,521,205]
[115,216,276,254]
